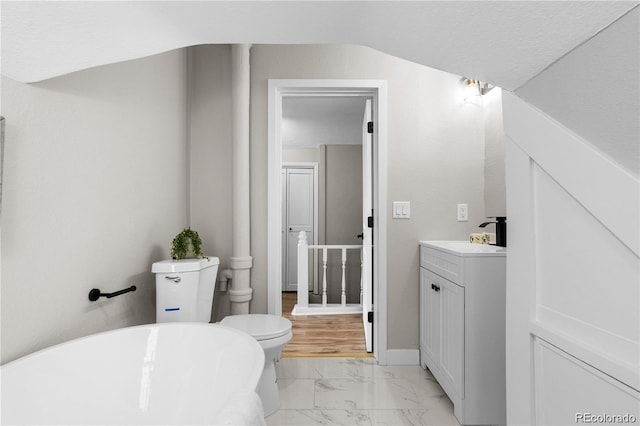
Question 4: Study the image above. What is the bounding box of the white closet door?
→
[284,168,315,292]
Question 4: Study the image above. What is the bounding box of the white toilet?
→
[220,314,292,416]
[152,257,220,322]
[151,257,292,416]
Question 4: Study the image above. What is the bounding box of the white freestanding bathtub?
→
[1,323,266,425]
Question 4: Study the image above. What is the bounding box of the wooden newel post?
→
[297,231,309,308]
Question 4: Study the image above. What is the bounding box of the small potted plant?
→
[170,228,204,260]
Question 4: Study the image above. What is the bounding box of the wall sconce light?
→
[463,78,495,103]
[464,79,481,103]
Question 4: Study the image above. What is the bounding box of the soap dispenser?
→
[479,217,507,247]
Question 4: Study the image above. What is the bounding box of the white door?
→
[283,167,315,292]
[362,99,373,352]
[281,169,287,292]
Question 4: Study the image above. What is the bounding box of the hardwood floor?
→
[281,292,372,358]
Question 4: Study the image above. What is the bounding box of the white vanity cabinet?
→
[419,241,506,425]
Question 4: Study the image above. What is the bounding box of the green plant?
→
[170,228,204,260]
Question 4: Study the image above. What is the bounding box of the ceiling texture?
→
[1,1,637,89]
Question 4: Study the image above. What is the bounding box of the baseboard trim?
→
[386,349,420,365]
[282,352,374,359]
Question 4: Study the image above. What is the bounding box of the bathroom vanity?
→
[419,241,506,425]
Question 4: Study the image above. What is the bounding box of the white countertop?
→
[419,240,507,256]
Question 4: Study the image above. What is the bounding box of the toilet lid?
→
[221,314,292,340]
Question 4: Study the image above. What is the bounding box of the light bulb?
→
[464,79,481,103]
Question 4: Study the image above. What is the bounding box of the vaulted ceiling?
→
[2,1,637,89]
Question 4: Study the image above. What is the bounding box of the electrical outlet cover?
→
[457,204,469,221]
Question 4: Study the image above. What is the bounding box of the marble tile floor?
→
[267,357,460,426]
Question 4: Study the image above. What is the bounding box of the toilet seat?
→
[220,314,292,417]
[220,314,292,341]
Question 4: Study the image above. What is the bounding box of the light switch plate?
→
[457,204,469,221]
[393,201,411,219]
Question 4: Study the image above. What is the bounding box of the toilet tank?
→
[152,257,220,323]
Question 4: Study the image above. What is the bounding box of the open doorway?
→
[281,96,367,357]
[267,79,388,362]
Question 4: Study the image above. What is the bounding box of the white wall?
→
[504,91,640,425]
[0,50,188,363]
[505,8,640,423]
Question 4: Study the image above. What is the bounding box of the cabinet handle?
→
[431,283,440,292]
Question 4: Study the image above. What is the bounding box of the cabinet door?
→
[439,277,465,399]
[420,268,440,366]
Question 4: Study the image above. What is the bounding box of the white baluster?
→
[322,247,328,306]
[341,248,347,307]
[297,231,309,309]
[360,248,364,305]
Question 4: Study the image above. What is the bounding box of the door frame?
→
[267,79,388,363]
[282,162,319,293]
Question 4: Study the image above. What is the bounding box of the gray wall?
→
[190,44,488,349]
[188,45,234,321]
[484,89,507,217]
[246,44,487,350]
[324,145,363,303]
[283,145,363,303]
[282,147,320,164]
[1,43,503,361]
[515,8,639,177]
[324,145,363,247]
[1,50,188,363]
